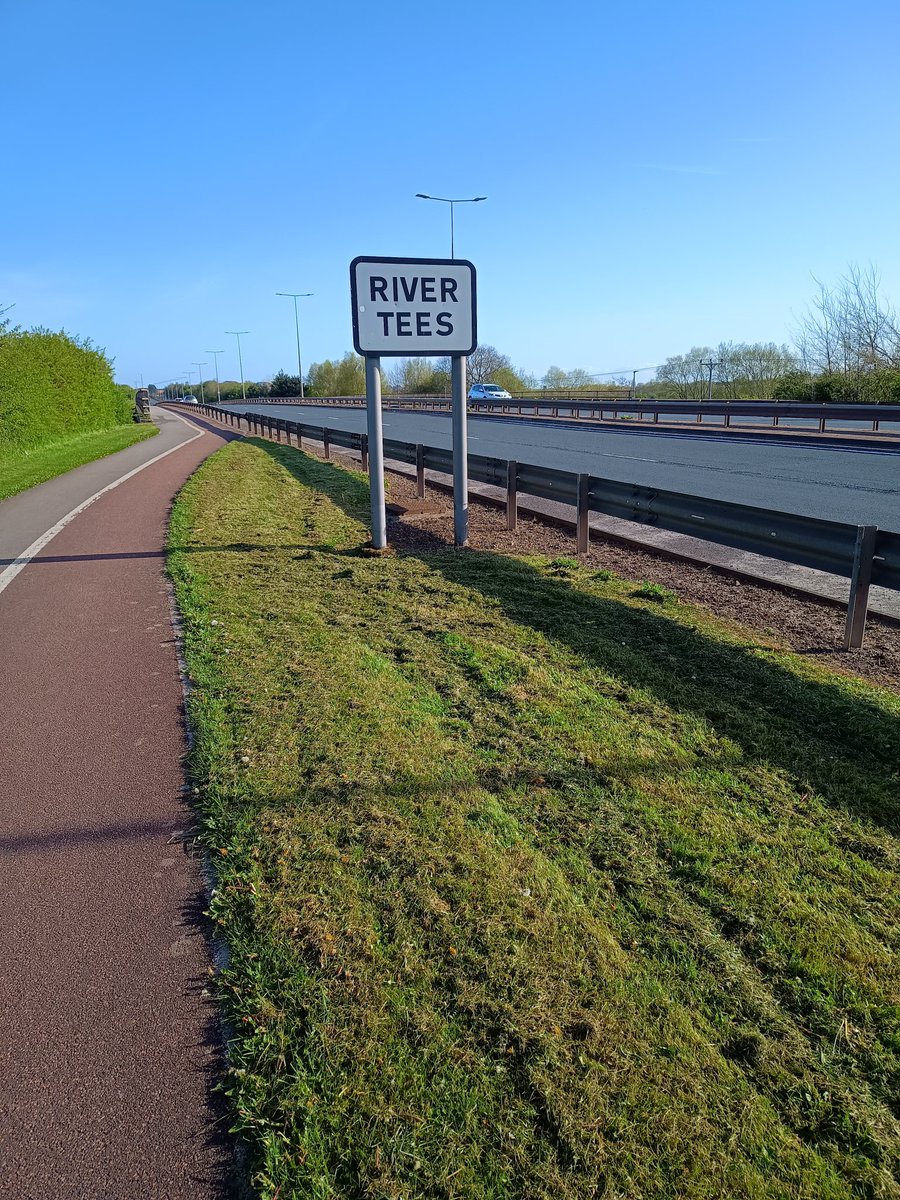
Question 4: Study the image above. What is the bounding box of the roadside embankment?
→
[169,436,900,1200]
[0,423,158,501]
[0,328,150,499]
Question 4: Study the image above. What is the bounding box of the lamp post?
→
[275,292,313,399]
[225,331,249,401]
[192,362,208,403]
[206,350,224,404]
[415,193,487,259]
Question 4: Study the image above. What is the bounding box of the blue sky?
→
[3,0,899,387]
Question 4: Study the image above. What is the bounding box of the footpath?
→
[0,407,237,1199]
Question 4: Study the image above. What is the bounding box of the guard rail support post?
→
[360,434,369,473]
[298,424,304,450]
[844,525,877,650]
[506,460,518,531]
[576,473,590,554]
[276,421,282,443]
[819,416,827,433]
[323,429,331,460]
[415,445,426,499]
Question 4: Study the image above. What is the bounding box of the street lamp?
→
[206,350,224,404]
[415,193,487,259]
[192,362,208,403]
[275,292,313,399]
[225,331,249,401]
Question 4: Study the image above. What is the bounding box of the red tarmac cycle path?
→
[0,410,239,1199]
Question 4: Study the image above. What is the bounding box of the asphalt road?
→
[228,403,900,531]
[0,408,237,1199]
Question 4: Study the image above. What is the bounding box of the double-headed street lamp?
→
[225,331,249,401]
[206,350,224,404]
[415,193,487,259]
[275,292,313,399]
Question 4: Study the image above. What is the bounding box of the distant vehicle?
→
[182,395,198,405]
[468,383,512,401]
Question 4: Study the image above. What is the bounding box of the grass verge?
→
[0,423,158,501]
[169,438,900,1199]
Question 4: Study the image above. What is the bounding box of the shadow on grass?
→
[239,442,900,835]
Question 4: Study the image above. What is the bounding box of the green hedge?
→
[0,329,135,453]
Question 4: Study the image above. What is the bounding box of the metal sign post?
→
[365,355,387,549]
[451,355,468,545]
[350,256,476,550]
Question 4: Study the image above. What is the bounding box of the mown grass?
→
[0,423,158,501]
[169,438,900,1199]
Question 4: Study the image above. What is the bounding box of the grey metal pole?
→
[844,525,877,649]
[365,356,387,549]
[451,355,468,546]
[293,297,306,400]
[207,350,224,403]
[227,332,249,401]
[450,202,455,258]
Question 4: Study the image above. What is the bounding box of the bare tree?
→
[387,357,439,394]
[655,348,711,398]
[716,341,798,398]
[795,265,900,378]
[457,344,514,385]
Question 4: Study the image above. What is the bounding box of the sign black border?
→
[350,255,477,357]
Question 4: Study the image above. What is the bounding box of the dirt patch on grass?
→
[381,468,900,691]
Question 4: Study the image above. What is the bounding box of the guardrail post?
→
[276,420,282,443]
[297,424,304,450]
[360,434,369,472]
[844,525,877,650]
[506,460,518,531]
[819,416,826,433]
[416,444,425,498]
[323,429,331,460]
[576,473,590,553]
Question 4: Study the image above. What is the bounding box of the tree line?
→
[167,266,900,403]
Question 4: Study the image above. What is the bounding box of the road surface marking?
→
[0,415,205,598]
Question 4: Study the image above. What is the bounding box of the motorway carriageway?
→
[227,403,900,531]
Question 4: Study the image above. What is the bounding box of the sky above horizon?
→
[3,0,899,388]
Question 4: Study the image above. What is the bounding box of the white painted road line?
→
[0,414,205,598]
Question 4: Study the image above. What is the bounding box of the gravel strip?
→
[381,468,900,692]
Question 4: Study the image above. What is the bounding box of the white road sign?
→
[350,256,477,357]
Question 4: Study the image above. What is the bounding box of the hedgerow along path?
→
[169,436,900,1200]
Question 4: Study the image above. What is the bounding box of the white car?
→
[182,395,199,405]
[468,383,512,401]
